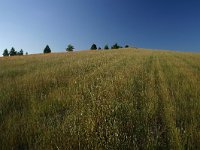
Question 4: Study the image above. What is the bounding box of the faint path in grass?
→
[157,52,200,149]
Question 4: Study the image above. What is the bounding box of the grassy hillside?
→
[0,48,200,149]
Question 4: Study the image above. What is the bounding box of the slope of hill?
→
[0,48,200,149]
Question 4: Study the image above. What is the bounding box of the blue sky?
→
[0,0,200,55]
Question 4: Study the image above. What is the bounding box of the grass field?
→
[0,48,200,149]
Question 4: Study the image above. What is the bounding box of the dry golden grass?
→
[0,48,200,149]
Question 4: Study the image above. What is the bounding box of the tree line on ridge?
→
[2,43,130,56]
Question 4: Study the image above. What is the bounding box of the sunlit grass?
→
[0,48,200,149]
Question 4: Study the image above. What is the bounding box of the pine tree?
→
[43,45,51,53]
[90,44,97,50]
[19,49,23,55]
[3,49,9,56]
[104,45,109,50]
[9,47,17,56]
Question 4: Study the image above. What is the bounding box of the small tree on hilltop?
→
[9,47,17,56]
[90,44,97,50]
[43,45,51,53]
[125,45,129,48]
[98,47,101,50]
[20,49,23,55]
[111,43,120,49]
[17,49,23,55]
[3,49,9,56]
[104,45,109,50]
[66,44,74,52]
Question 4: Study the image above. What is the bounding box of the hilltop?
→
[0,48,200,149]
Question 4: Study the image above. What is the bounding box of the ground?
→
[0,48,200,149]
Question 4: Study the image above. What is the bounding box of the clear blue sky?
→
[0,0,200,55]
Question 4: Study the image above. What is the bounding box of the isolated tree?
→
[9,47,17,56]
[125,45,129,48]
[104,45,109,50]
[66,44,74,52]
[43,45,51,53]
[26,52,28,55]
[90,44,97,50]
[20,49,23,55]
[3,49,9,56]
[111,43,120,49]
[98,47,101,50]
